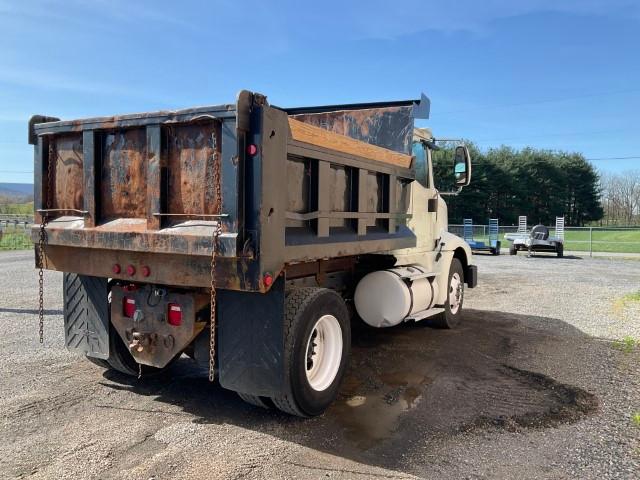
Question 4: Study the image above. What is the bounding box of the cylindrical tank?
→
[354,265,437,328]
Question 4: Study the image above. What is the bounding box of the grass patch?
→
[0,231,32,250]
[460,228,640,254]
[612,336,638,354]
[0,202,33,215]
[621,291,640,302]
[613,290,640,317]
[633,412,640,427]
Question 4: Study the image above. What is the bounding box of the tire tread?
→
[272,287,334,417]
[238,393,271,409]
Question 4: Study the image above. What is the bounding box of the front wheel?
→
[272,288,350,417]
[430,258,465,329]
[557,243,564,258]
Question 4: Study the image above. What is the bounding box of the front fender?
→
[439,230,477,288]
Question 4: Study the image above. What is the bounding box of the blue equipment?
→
[463,218,501,255]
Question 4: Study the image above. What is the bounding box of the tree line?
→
[432,144,603,227]
[599,170,640,226]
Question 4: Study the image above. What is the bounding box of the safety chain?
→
[37,141,56,344]
[209,147,223,382]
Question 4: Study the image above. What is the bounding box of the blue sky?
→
[1,0,639,184]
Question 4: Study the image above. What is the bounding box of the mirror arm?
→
[438,187,463,196]
[420,139,439,151]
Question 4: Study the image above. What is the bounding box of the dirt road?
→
[1,251,638,479]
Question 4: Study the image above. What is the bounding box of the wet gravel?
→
[0,250,639,479]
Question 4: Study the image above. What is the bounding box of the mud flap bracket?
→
[217,276,285,397]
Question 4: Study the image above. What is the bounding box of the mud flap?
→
[217,276,285,397]
[63,273,110,359]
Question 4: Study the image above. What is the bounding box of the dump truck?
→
[28,90,477,417]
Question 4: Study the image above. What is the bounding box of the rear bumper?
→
[465,264,478,288]
[38,244,262,291]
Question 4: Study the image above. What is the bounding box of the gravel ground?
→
[0,250,639,479]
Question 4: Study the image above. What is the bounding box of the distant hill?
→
[0,183,33,200]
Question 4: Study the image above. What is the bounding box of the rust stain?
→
[292,105,413,155]
[52,134,84,211]
[166,122,221,222]
[100,128,147,219]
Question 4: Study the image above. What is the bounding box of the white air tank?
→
[354,265,438,328]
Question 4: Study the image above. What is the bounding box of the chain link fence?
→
[2,215,639,255]
[0,215,33,250]
[450,223,640,255]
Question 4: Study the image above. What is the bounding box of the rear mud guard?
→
[63,273,110,359]
[217,276,285,397]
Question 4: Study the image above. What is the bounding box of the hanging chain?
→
[209,146,223,382]
[37,219,47,344]
[37,141,56,344]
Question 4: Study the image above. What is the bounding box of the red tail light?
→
[247,144,258,156]
[123,297,136,318]
[167,303,182,326]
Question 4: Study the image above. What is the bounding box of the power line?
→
[586,156,640,161]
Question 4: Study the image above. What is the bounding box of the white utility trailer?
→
[505,216,565,257]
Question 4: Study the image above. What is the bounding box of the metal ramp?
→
[463,218,474,244]
[518,216,527,233]
[464,218,500,255]
[488,218,499,248]
[555,216,565,241]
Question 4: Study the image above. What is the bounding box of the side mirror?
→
[454,145,471,187]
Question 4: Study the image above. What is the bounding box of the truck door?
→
[411,141,438,251]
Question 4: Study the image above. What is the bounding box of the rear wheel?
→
[430,258,465,329]
[238,393,272,409]
[509,244,517,255]
[557,243,564,258]
[272,288,350,417]
[85,356,110,369]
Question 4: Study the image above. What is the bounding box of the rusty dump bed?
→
[30,90,429,292]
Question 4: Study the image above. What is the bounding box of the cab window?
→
[412,142,430,188]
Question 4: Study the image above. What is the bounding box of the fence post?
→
[589,227,593,257]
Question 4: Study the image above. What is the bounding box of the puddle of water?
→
[329,371,428,450]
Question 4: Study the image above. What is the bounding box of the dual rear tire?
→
[235,288,351,417]
[269,288,351,417]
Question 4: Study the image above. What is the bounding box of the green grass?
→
[622,291,640,302]
[0,202,33,215]
[612,336,638,354]
[0,231,32,250]
[468,229,640,254]
[633,412,640,427]
[561,229,640,254]
[0,201,34,250]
